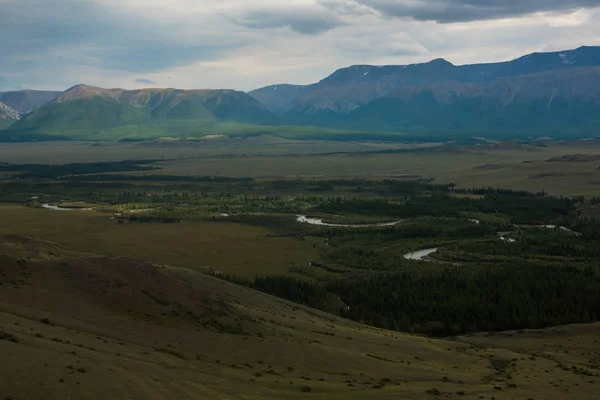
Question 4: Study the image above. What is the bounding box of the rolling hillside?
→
[4,85,277,140]
[1,233,599,399]
[250,46,600,135]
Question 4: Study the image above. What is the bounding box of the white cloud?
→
[0,0,599,91]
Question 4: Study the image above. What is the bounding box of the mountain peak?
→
[428,58,454,67]
[67,84,96,90]
[58,85,122,103]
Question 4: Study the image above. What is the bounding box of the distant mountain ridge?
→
[251,46,600,113]
[0,90,61,114]
[249,46,600,135]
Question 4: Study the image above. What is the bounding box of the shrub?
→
[0,331,19,343]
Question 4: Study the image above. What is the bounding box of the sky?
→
[1,0,600,92]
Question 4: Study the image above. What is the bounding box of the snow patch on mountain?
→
[559,52,575,65]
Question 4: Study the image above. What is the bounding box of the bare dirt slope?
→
[1,234,598,399]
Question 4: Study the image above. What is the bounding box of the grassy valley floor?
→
[2,138,599,196]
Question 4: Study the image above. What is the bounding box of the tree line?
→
[219,262,600,337]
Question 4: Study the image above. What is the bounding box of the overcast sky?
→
[1,0,600,92]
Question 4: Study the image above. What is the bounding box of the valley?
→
[1,137,600,398]
[3,2,600,398]
[2,137,599,196]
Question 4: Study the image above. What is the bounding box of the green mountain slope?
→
[4,85,277,140]
[202,90,278,124]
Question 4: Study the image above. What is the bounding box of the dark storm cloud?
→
[342,0,600,23]
[135,78,157,84]
[0,0,245,76]
[232,7,344,34]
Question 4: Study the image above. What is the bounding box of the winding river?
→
[42,204,93,211]
[296,215,402,228]
[295,212,580,263]
[403,248,438,261]
[540,225,580,235]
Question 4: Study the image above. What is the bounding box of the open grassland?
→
[2,139,599,196]
[0,205,317,278]
[0,137,437,163]
[1,235,599,400]
[3,117,398,141]
[1,120,426,149]
[149,141,600,196]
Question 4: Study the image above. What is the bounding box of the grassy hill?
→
[2,85,278,141]
[1,233,599,399]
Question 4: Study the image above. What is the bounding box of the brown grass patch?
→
[0,205,317,278]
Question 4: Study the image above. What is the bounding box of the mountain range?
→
[1,46,600,140]
[251,46,600,112]
[250,46,600,135]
